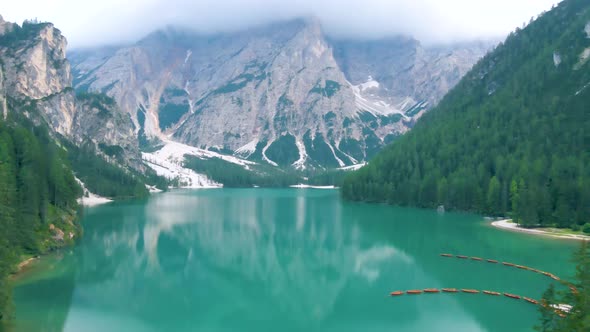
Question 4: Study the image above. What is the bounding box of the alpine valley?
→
[0,13,490,323]
[2,1,589,330]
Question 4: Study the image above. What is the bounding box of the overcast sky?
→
[1,0,562,48]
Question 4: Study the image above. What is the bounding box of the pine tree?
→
[486,176,501,215]
[536,242,590,331]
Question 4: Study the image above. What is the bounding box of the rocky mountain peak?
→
[0,15,143,170]
[69,18,492,168]
[299,16,323,34]
[0,20,71,100]
[0,15,15,36]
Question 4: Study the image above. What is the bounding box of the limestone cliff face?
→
[73,93,143,168]
[0,16,142,169]
[166,19,383,167]
[332,38,492,112]
[71,18,491,168]
[0,19,74,135]
[5,25,71,99]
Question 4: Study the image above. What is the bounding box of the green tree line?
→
[184,156,301,187]
[184,156,349,188]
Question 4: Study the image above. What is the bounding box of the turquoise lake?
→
[11,189,578,331]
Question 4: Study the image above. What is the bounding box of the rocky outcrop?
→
[73,93,143,169]
[0,15,15,36]
[71,18,491,168]
[332,38,493,111]
[3,24,71,99]
[0,20,77,136]
[0,17,143,170]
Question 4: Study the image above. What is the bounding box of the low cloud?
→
[1,0,561,48]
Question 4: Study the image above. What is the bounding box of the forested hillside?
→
[343,0,590,229]
[0,115,82,321]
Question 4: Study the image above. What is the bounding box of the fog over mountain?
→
[2,0,561,47]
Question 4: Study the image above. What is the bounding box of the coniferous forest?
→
[343,0,590,230]
[0,98,164,321]
[0,116,82,321]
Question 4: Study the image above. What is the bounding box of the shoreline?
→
[491,219,590,241]
[289,184,337,189]
[16,257,37,271]
[78,195,113,207]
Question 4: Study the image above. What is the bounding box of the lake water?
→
[11,189,578,332]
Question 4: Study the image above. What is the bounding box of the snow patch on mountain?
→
[338,162,367,171]
[184,50,192,65]
[235,139,259,157]
[261,142,278,167]
[292,139,308,170]
[143,157,219,188]
[157,140,254,167]
[351,77,409,117]
[338,149,358,165]
[75,177,113,206]
[553,51,562,67]
[326,140,345,167]
[575,81,590,96]
[142,140,256,188]
[576,48,590,69]
[357,76,380,91]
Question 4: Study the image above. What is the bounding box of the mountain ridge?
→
[70,18,492,169]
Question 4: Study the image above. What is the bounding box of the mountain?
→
[342,0,590,229]
[0,17,144,170]
[332,37,492,113]
[69,18,491,169]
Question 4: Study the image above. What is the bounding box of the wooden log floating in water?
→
[504,293,521,299]
[390,289,543,308]
[438,254,565,285]
[442,288,458,293]
[424,288,440,293]
[483,290,501,296]
[461,289,479,294]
